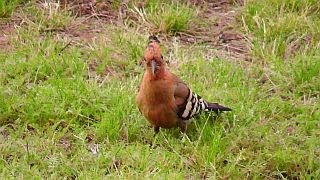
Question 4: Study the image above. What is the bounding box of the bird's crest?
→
[144,35,164,77]
[145,36,162,61]
[148,35,160,44]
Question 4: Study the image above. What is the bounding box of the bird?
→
[136,36,231,134]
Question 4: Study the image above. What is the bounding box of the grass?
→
[1,0,320,179]
[0,0,30,18]
[241,0,320,60]
[128,0,195,34]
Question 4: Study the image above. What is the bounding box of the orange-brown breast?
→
[136,70,178,129]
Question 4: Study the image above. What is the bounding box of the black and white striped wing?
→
[174,78,231,121]
[176,89,208,121]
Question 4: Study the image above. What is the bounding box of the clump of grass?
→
[268,50,320,96]
[146,1,195,33]
[129,0,195,34]
[20,2,73,32]
[292,55,320,93]
[86,26,146,78]
[241,0,320,59]
[0,0,30,18]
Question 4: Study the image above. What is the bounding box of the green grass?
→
[128,0,195,34]
[1,0,320,179]
[241,0,320,60]
[0,0,30,18]
[20,2,73,32]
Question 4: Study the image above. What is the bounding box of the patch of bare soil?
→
[60,0,118,20]
[0,19,17,51]
[51,0,117,44]
[58,18,109,46]
[179,0,251,61]
[0,127,10,139]
[58,135,73,151]
[284,34,312,59]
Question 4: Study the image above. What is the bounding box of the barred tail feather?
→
[206,102,232,113]
[177,89,231,121]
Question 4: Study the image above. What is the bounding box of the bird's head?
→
[144,36,164,76]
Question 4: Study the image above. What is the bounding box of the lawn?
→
[0,0,319,179]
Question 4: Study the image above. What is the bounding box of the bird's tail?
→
[206,102,232,113]
[177,91,231,120]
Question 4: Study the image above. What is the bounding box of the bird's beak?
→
[151,60,157,76]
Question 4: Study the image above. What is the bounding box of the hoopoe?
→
[136,36,231,134]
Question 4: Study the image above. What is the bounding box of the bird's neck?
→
[147,65,166,80]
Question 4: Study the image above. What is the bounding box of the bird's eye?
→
[161,55,164,59]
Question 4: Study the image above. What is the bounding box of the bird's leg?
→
[154,126,160,134]
[178,122,191,143]
[178,121,187,134]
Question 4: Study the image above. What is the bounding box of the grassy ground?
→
[0,0,319,179]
